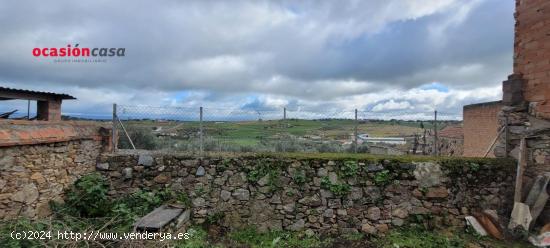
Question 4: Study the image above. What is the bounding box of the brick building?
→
[0,87,75,121]
[493,0,550,226]
[463,101,502,157]
[496,0,550,166]
[511,0,550,118]
[437,125,464,157]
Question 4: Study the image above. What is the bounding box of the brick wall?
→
[514,0,550,118]
[463,101,502,157]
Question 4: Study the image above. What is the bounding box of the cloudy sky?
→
[0,0,514,120]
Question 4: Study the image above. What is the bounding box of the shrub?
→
[64,173,112,217]
[339,160,359,178]
[119,128,158,150]
[320,176,351,197]
[374,170,393,186]
[292,170,307,185]
[205,212,225,225]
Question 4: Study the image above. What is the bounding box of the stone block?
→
[96,163,109,170]
[138,154,154,167]
[11,183,39,204]
[232,189,250,201]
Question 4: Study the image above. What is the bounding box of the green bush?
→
[339,160,359,178]
[320,176,351,197]
[373,170,393,186]
[119,128,158,150]
[293,170,307,185]
[112,188,186,220]
[64,173,112,218]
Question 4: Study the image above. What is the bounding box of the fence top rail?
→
[114,104,462,121]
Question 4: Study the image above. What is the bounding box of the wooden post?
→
[514,138,527,202]
[27,100,30,119]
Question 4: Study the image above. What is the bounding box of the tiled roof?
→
[439,125,463,139]
[0,86,76,100]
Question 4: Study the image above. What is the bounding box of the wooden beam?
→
[483,127,505,158]
[513,138,527,202]
[0,91,59,101]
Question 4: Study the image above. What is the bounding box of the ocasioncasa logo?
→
[32,44,125,63]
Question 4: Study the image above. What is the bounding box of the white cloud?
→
[372,100,412,112]
[0,0,513,120]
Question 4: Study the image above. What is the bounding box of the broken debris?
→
[465,216,487,236]
[134,204,188,232]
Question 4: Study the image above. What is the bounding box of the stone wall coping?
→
[106,150,515,169]
[0,121,110,147]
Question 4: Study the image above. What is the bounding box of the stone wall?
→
[463,101,502,157]
[494,0,550,226]
[0,120,111,220]
[497,0,550,175]
[98,152,515,235]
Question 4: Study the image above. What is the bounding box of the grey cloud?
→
[0,0,513,117]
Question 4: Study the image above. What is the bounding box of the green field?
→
[118,119,457,152]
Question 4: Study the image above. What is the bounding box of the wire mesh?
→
[113,104,462,155]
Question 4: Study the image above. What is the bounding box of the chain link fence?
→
[112,104,461,155]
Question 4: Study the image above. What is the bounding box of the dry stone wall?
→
[0,121,111,220]
[0,140,101,219]
[98,153,515,235]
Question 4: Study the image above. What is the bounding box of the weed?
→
[176,192,192,207]
[194,186,207,197]
[320,176,351,197]
[205,212,225,225]
[229,227,325,248]
[174,227,217,248]
[378,227,465,248]
[419,187,428,196]
[469,163,480,172]
[217,159,230,173]
[64,173,112,217]
[342,232,364,241]
[246,159,282,192]
[373,170,393,186]
[293,170,307,185]
[339,160,359,178]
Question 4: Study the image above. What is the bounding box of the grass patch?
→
[174,227,223,248]
[229,227,327,248]
[376,227,533,248]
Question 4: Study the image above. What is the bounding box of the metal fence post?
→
[433,110,438,156]
[354,109,358,153]
[199,106,203,156]
[112,103,118,153]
